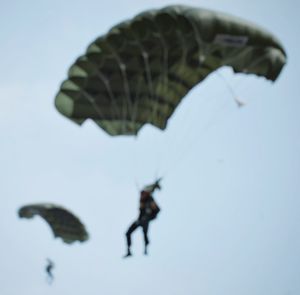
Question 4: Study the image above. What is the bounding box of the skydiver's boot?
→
[123,248,132,258]
[144,245,148,256]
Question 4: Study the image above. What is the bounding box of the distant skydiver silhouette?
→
[46,258,54,284]
[124,179,161,258]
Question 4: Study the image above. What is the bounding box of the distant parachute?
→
[55,5,286,136]
[18,203,89,244]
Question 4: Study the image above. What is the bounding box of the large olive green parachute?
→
[55,5,286,136]
[18,203,89,244]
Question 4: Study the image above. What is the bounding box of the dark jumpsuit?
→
[125,191,160,254]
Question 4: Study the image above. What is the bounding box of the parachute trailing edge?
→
[18,203,89,244]
[55,5,287,136]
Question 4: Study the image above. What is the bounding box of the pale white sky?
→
[0,1,299,295]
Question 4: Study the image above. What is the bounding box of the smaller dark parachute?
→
[18,203,89,244]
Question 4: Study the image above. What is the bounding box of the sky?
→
[0,0,299,294]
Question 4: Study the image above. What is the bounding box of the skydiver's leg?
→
[49,273,54,284]
[124,221,140,257]
[46,271,54,284]
[142,221,150,255]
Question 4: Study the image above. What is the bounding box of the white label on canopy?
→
[214,34,249,47]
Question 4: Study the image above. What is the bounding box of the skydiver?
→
[46,258,54,284]
[124,179,161,258]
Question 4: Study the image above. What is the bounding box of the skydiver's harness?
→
[138,193,160,223]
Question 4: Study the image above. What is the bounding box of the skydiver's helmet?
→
[142,179,162,194]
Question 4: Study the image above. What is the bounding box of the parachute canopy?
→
[18,203,89,244]
[55,5,286,136]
